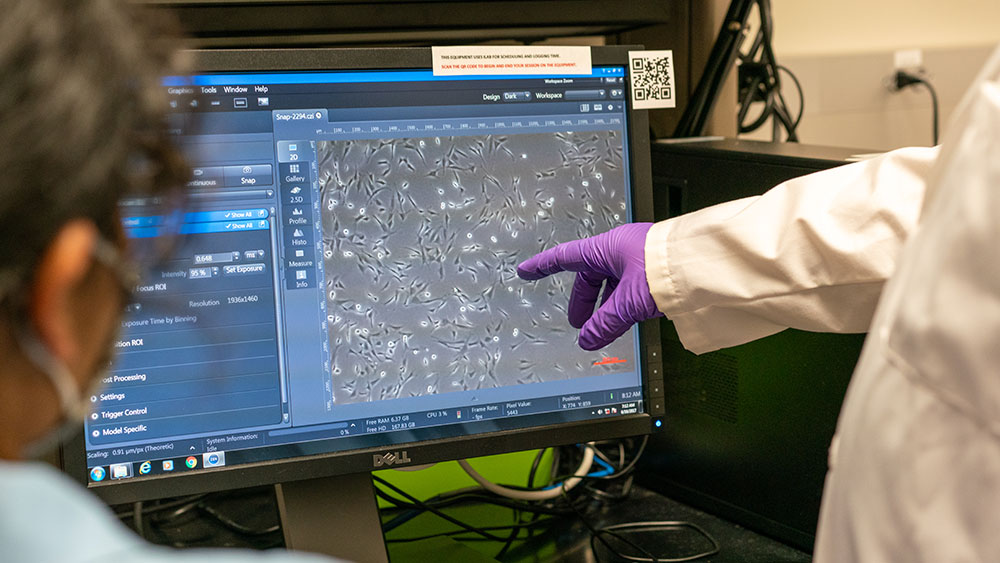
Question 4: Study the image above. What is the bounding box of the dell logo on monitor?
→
[373,451,412,467]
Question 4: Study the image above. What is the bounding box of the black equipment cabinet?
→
[637,138,875,552]
[141,0,673,48]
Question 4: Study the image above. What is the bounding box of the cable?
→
[593,521,720,563]
[496,446,550,558]
[457,443,595,501]
[379,437,718,563]
[198,503,281,536]
[927,81,939,145]
[148,497,203,523]
[560,484,660,563]
[673,0,756,137]
[526,447,548,489]
[778,65,805,130]
[583,435,649,481]
[495,511,521,558]
[374,481,575,546]
[555,440,694,562]
[891,70,939,145]
[379,481,590,517]
[557,461,720,563]
[115,494,208,521]
[491,445,611,557]
[381,438,645,524]
[583,475,635,503]
[590,443,619,469]
[381,445,605,542]
[586,452,617,478]
[385,519,558,544]
[373,473,513,542]
[736,0,802,141]
[117,490,284,547]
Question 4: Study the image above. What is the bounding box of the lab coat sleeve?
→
[644,146,937,355]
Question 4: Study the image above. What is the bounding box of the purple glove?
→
[517,223,663,351]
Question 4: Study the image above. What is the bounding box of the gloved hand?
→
[517,223,663,350]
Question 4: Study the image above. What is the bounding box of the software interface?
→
[85,66,644,483]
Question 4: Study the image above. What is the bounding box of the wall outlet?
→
[894,49,924,70]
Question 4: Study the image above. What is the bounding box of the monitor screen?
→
[64,47,656,503]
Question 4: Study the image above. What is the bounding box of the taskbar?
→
[85,386,644,483]
[87,452,226,483]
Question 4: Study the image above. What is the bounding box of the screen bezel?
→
[62,45,657,505]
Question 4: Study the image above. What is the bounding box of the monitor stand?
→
[275,472,389,563]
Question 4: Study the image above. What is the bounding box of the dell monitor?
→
[62,46,659,561]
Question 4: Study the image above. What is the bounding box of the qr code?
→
[628,50,676,110]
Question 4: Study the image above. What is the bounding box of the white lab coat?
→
[645,47,1000,562]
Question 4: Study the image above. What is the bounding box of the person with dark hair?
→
[0,1,337,560]
[520,47,1000,561]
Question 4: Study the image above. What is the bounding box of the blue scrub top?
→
[0,461,339,562]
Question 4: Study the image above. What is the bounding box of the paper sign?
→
[628,50,676,109]
[432,46,592,76]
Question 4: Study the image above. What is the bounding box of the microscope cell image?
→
[317,131,635,404]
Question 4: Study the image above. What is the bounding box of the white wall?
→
[739,0,1000,150]
[771,0,1000,57]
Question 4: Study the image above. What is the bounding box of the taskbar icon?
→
[110,462,132,480]
[89,466,106,482]
[203,451,226,468]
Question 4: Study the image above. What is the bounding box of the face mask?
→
[16,235,133,459]
[17,329,106,459]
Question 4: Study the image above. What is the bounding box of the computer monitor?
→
[62,46,658,561]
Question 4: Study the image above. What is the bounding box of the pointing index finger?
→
[517,238,596,281]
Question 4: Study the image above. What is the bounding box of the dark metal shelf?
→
[138,0,672,48]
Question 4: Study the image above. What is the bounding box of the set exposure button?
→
[223,164,273,187]
[223,263,266,276]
